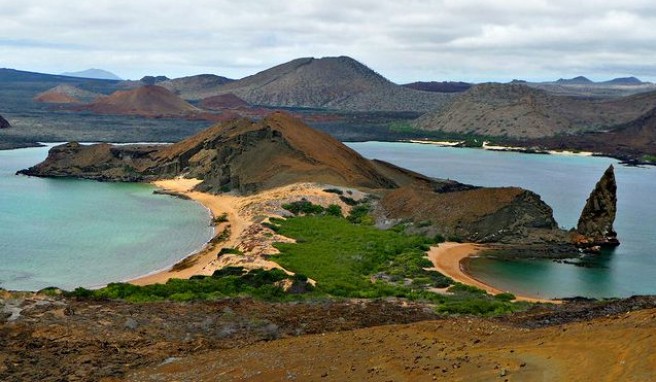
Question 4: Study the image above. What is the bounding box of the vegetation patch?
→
[66,267,311,303]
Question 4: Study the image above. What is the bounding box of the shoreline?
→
[129,178,246,286]
[427,242,560,304]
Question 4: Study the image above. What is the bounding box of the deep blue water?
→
[349,142,656,298]
[0,145,213,291]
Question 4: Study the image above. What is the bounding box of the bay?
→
[0,145,213,291]
[348,142,656,299]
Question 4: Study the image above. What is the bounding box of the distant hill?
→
[176,56,453,112]
[34,84,101,104]
[530,107,656,159]
[555,76,594,85]
[159,74,234,98]
[79,85,198,117]
[402,81,472,93]
[414,83,656,139]
[601,77,645,85]
[61,69,122,81]
[200,93,250,110]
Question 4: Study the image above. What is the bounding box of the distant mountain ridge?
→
[168,56,453,112]
[414,83,656,138]
[61,68,122,80]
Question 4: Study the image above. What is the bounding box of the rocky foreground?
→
[1,292,655,381]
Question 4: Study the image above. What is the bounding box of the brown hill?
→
[0,114,10,129]
[172,56,453,112]
[415,83,656,139]
[19,112,560,243]
[200,93,250,110]
[79,85,199,117]
[33,84,101,104]
[159,74,234,99]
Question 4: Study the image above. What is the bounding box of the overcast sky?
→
[2,0,656,83]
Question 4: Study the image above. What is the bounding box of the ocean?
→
[0,145,213,291]
[348,142,656,299]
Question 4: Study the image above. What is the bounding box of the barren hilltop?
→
[174,56,453,112]
[77,85,199,117]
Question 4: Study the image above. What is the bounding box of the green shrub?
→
[218,247,243,256]
[213,213,229,224]
[494,292,516,302]
[448,283,487,295]
[282,199,325,215]
[325,204,342,217]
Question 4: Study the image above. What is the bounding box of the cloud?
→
[1,0,655,82]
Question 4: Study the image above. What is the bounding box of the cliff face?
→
[0,114,10,129]
[19,112,563,244]
[575,165,619,248]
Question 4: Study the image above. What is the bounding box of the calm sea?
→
[349,142,656,299]
[0,145,213,291]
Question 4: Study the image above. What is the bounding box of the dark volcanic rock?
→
[0,114,10,129]
[575,165,619,248]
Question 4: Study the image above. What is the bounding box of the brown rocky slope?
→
[77,85,199,117]
[2,292,655,382]
[19,112,560,243]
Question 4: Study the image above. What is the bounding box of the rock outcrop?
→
[19,112,563,244]
[0,114,10,129]
[574,165,619,249]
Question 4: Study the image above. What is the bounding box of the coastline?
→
[427,242,560,304]
[129,178,248,285]
[129,180,350,286]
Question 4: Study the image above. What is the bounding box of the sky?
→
[1,0,656,83]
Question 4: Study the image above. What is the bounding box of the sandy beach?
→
[130,179,357,286]
[427,242,559,303]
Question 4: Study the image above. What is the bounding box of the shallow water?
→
[0,145,213,291]
[349,142,656,298]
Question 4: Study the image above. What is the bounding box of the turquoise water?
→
[349,142,656,299]
[0,145,213,291]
